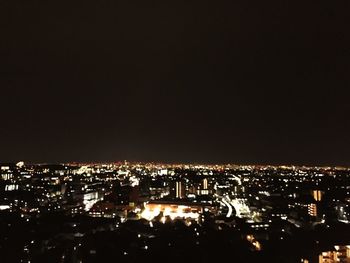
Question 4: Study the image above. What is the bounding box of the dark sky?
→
[0,0,349,165]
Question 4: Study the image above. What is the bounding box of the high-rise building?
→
[203,178,208,190]
[176,181,185,199]
[313,190,323,202]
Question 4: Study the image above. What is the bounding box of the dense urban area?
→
[0,161,349,263]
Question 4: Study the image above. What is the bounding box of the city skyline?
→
[4,160,350,169]
[0,161,349,262]
[1,1,349,262]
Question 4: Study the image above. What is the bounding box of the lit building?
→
[5,184,18,191]
[176,181,185,199]
[196,178,210,196]
[141,200,216,221]
[203,178,208,190]
[308,203,317,217]
[319,245,350,263]
[313,190,323,202]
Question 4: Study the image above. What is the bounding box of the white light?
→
[0,205,10,210]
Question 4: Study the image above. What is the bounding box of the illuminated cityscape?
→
[1,0,349,262]
[0,161,349,262]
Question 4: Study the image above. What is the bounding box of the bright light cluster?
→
[141,203,200,221]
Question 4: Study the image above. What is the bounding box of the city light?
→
[0,162,349,262]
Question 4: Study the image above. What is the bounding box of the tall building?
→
[203,178,208,190]
[197,178,209,196]
[313,190,323,202]
[176,181,185,199]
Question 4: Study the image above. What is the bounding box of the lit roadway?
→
[220,198,233,218]
[218,194,252,219]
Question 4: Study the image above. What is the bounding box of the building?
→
[308,203,317,217]
[319,245,350,263]
[313,190,323,202]
[141,200,217,221]
[176,181,185,199]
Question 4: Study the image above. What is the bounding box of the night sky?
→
[0,0,349,165]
